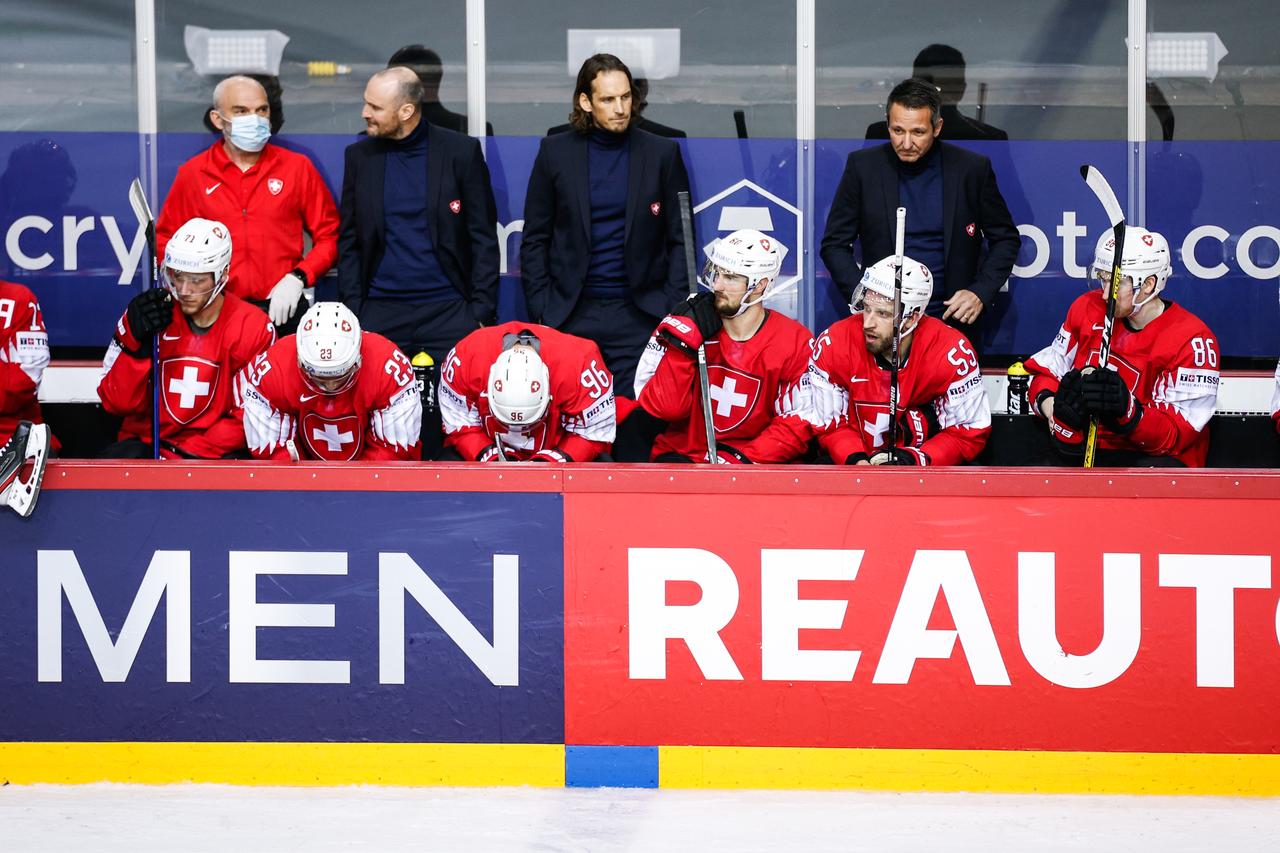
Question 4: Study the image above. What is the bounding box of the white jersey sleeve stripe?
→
[371,384,423,450]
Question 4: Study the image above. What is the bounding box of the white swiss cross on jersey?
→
[161,356,219,425]
[706,365,762,432]
[302,412,362,461]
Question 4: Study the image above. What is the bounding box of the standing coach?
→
[821,77,1020,352]
[520,53,691,393]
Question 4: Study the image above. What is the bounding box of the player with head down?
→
[626,229,813,463]
[1025,227,1220,466]
[235,302,422,461]
[98,217,275,459]
[438,322,616,462]
[793,254,990,465]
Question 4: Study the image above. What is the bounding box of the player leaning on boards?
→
[438,321,617,463]
[627,229,813,463]
[99,218,275,459]
[156,75,338,335]
[792,255,991,465]
[235,302,422,462]
[1025,228,1220,467]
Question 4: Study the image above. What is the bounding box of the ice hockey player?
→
[439,321,616,462]
[0,279,52,448]
[98,217,275,458]
[629,229,812,463]
[235,302,422,461]
[795,254,990,465]
[1025,227,1219,467]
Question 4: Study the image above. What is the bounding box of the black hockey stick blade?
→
[677,190,719,462]
[1080,165,1125,229]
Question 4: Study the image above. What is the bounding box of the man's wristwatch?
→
[289,268,309,286]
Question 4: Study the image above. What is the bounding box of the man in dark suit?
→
[821,77,1019,350]
[520,53,691,394]
[338,66,499,365]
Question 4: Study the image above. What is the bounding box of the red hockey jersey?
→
[235,332,421,461]
[634,309,813,462]
[1271,359,1279,435]
[439,321,616,462]
[98,293,275,458]
[0,281,51,446]
[795,314,991,465]
[1026,294,1219,467]
[156,141,339,300]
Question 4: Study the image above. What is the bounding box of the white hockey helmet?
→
[487,344,551,429]
[702,229,789,317]
[296,302,362,394]
[852,254,934,334]
[1091,227,1172,308]
[162,217,232,308]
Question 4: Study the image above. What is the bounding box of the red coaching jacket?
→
[156,141,339,301]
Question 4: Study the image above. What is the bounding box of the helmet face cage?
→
[487,346,551,429]
[162,218,232,309]
[850,255,932,334]
[1091,228,1171,308]
[296,303,363,395]
[701,230,788,316]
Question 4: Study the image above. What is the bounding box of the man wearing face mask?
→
[156,75,339,335]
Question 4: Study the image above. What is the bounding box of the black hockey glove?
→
[1082,367,1142,431]
[121,288,173,358]
[1051,369,1088,430]
[709,444,752,464]
[657,292,722,357]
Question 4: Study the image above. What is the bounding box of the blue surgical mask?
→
[222,114,271,153]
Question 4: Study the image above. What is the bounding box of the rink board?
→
[2,463,1278,794]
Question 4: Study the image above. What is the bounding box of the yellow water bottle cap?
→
[411,352,435,368]
[1007,361,1029,377]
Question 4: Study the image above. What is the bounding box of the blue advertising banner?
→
[2,131,1277,358]
[0,489,564,743]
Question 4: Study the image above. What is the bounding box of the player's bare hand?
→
[942,289,983,325]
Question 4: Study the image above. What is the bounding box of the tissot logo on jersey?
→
[1175,368,1220,389]
[161,357,219,425]
[302,413,363,460]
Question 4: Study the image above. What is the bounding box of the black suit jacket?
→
[520,128,691,327]
[338,123,499,321]
[820,141,1020,331]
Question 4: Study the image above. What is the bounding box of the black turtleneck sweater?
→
[370,119,454,302]
[897,143,946,315]
[584,127,630,295]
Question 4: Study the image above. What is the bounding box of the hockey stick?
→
[127,178,162,461]
[1079,165,1126,469]
[677,190,719,463]
[887,206,906,455]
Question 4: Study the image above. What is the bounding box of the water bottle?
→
[412,352,436,414]
[1007,361,1030,415]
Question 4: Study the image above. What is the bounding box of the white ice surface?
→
[2,784,1278,853]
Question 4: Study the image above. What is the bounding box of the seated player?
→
[235,302,422,461]
[1025,228,1219,467]
[794,255,990,465]
[98,218,275,459]
[629,229,812,463]
[0,279,52,447]
[439,321,616,462]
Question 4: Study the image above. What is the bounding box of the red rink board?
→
[564,476,1279,754]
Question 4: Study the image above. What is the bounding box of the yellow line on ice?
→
[658,746,1280,797]
[0,742,564,787]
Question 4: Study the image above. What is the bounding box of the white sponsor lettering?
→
[37,549,191,683]
[379,552,519,686]
[228,551,351,684]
